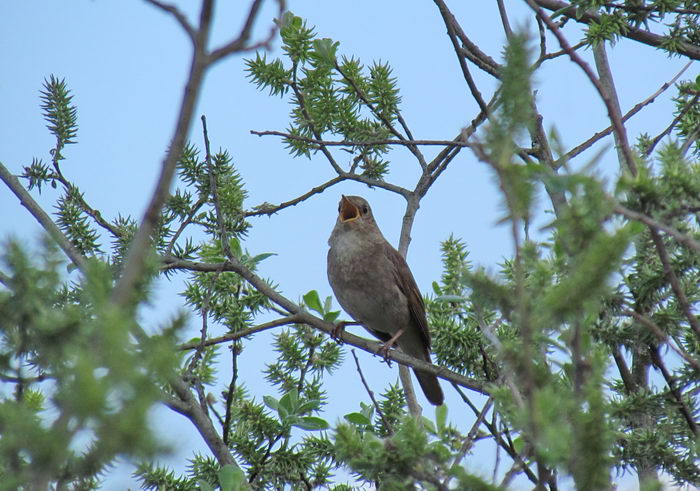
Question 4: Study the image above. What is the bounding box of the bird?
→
[327,195,444,406]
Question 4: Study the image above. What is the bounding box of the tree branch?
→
[0,161,89,273]
[111,0,214,306]
[533,0,700,61]
[178,316,300,350]
[351,350,392,433]
[525,0,638,175]
[564,61,692,162]
[208,0,284,64]
[162,256,487,395]
[144,0,196,44]
[614,204,700,254]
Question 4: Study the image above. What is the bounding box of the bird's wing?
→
[385,243,431,351]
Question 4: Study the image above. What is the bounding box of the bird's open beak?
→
[339,195,360,222]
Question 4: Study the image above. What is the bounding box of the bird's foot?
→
[331,321,349,344]
[330,320,362,344]
[377,342,395,365]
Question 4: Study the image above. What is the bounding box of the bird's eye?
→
[362,205,369,215]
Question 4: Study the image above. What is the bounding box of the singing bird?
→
[327,195,444,406]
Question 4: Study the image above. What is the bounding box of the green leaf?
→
[435,404,447,433]
[250,252,276,264]
[293,416,329,430]
[323,295,334,312]
[297,399,321,414]
[323,310,340,323]
[218,464,246,491]
[279,388,299,415]
[313,38,339,65]
[344,412,371,426]
[512,436,524,454]
[303,290,324,314]
[263,395,279,411]
[435,294,468,303]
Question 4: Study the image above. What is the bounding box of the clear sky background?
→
[1,1,694,489]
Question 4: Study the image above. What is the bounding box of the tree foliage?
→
[1,1,700,489]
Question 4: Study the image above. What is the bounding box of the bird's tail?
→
[414,369,444,406]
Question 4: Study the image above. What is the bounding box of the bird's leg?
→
[377,327,405,361]
[331,320,361,344]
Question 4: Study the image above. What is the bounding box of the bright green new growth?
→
[4,4,700,490]
[246,12,399,179]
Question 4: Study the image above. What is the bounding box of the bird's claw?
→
[331,321,348,344]
[377,343,394,366]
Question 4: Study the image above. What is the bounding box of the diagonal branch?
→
[0,161,89,273]
[244,175,345,217]
[564,61,692,162]
[111,0,214,307]
[178,316,300,350]
[533,0,700,61]
[525,0,637,175]
[648,229,700,340]
[144,0,196,44]
[432,0,490,114]
[614,204,700,254]
[433,0,502,78]
[161,256,488,395]
[208,0,284,63]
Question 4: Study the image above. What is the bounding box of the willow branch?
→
[0,161,89,273]
[614,204,700,254]
[526,0,637,175]
[162,256,487,395]
[111,0,214,306]
[178,316,300,350]
[564,61,691,162]
[533,0,700,60]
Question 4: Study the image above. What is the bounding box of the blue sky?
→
[1,1,694,488]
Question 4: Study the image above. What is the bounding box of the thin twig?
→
[533,0,700,61]
[202,115,233,259]
[623,310,700,372]
[648,346,698,436]
[0,372,52,384]
[649,229,700,340]
[442,397,494,488]
[452,384,539,485]
[614,204,700,254]
[222,341,240,446]
[534,40,587,67]
[433,0,490,115]
[250,130,472,148]
[351,350,392,433]
[646,90,699,156]
[244,176,345,218]
[564,61,691,162]
[432,0,502,78]
[144,0,196,44]
[334,63,429,170]
[179,316,300,350]
[164,194,208,256]
[208,0,284,63]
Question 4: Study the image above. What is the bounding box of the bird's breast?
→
[327,229,408,334]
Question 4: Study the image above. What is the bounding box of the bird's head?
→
[336,195,378,230]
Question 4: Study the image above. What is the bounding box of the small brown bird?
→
[327,195,444,406]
